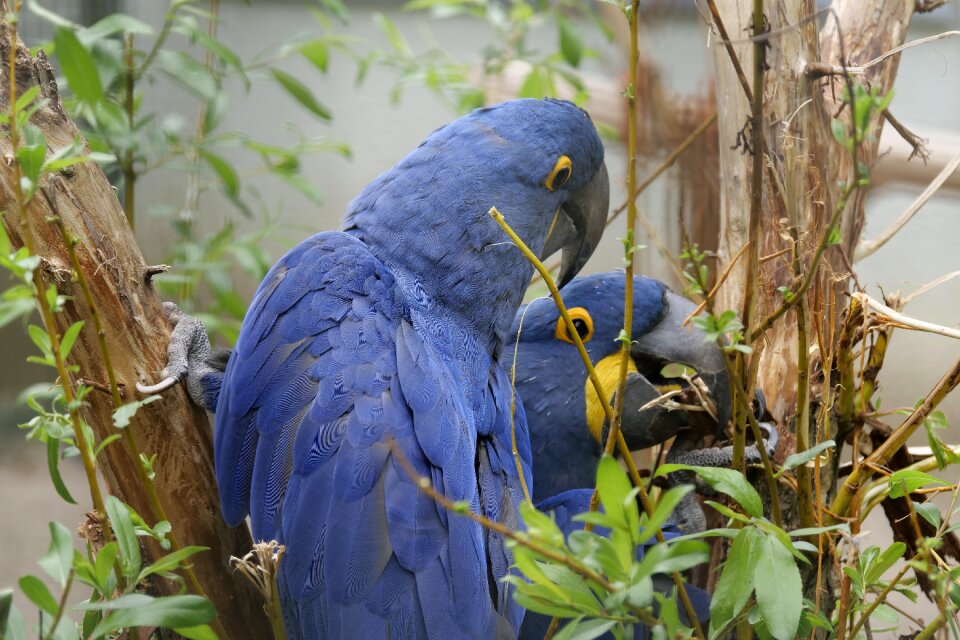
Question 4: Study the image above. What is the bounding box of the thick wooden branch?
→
[0,26,269,640]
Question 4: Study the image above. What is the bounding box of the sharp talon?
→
[137,376,179,395]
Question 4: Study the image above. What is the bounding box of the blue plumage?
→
[214,99,608,639]
[507,273,669,503]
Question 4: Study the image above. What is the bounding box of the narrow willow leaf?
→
[87,594,215,639]
[754,531,803,640]
[0,589,12,636]
[776,440,835,478]
[104,496,140,582]
[557,14,583,67]
[270,69,332,120]
[46,438,77,504]
[38,522,74,586]
[53,27,104,104]
[17,575,58,615]
[658,463,763,519]
[137,546,209,583]
[112,395,160,429]
[887,469,949,499]
[59,321,84,361]
[709,527,762,639]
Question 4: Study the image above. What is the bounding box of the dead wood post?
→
[0,22,270,640]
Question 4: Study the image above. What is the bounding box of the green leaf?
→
[59,320,84,361]
[864,542,906,586]
[776,440,835,478]
[28,324,53,358]
[299,39,329,73]
[709,527,762,639]
[77,14,153,45]
[754,531,803,640]
[46,438,77,504]
[557,14,583,67]
[112,395,161,429]
[658,463,763,519]
[0,589,12,636]
[914,501,942,529]
[3,599,25,640]
[94,543,119,594]
[53,27,104,104]
[104,496,140,582]
[637,484,693,545]
[556,618,618,640]
[174,625,219,640]
[38,522,74,586]
[519,501,564,548]
[270,69,332,120]
[137,546,208,583]
[200,150,240,197]
[156,51,217,101]
[86,594,216,639]
[17,575,58,615]
[887,469,949,499]
[373,13,411,56]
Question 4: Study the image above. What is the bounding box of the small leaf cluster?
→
[692,310,751,355]
[655,464,845,640]
[3,514,214,640]
[507,456,708,640]
[389,0,614,113]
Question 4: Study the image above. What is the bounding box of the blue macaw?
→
[507,272,732,504]
[199,99,608,639]
[507,272,776,532]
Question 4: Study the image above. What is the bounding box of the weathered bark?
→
[0,26,270,640]
[711,0,913,420]
[707,0,916,606]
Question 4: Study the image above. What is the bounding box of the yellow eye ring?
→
[555,307,594,344]
[544,155,572,191]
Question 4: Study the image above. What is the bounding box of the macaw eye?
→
[544,155,572,192]
[555,307,594,344]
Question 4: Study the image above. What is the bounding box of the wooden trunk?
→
[0,25,270,640]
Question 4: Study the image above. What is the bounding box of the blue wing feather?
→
[215,231,526,639]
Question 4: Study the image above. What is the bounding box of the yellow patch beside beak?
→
[584,350,638,443]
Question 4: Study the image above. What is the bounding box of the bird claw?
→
[137,302,216,410]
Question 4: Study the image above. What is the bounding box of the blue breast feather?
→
[215,231,532,639]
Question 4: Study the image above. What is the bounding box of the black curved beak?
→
[541,162,609,287]
[628,290,732,432]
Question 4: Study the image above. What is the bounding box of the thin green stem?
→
[604,0,641,473]
[122,32,136,230]
[489,208,706,640]
[5,4,109,529]
[42,570,74,640]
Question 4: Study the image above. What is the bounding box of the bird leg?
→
[137,302,226,412]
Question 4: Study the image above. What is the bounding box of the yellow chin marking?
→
[584,350,638,443]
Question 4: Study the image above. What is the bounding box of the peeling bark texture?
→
[707,0,915,608]
[710,0,913,467]
[0,26,270,640]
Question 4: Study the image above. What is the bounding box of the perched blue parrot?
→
[204,99,609,639]
[506,272,732,504]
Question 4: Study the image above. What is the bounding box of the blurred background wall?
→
[1,0,958,613]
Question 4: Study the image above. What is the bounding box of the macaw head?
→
[344,99,608,349]
[506,272,731,502]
